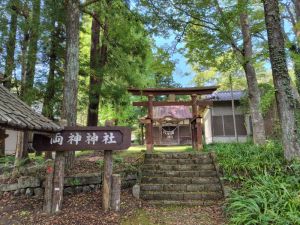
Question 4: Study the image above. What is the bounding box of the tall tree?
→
[148,0,267,144]
[63,0,80,168]
[263,0,300,160]
[22,0,41,104]
[238,1,266,144]
[282,1,300,94]
[19,1,30,97]
[87,13,108,126]
[3,0,18,89]
[42,0,65,120]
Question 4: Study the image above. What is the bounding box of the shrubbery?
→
[205,141,300,225]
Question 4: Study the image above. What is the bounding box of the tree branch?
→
[284,2,296,26]
[80,8,102,27]
[80,0,100,8]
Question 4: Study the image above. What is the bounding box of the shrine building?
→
[128,86,218,151]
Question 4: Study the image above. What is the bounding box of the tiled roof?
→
[0,85,61,132]
[205,90,245,101]
[153,106,192,120]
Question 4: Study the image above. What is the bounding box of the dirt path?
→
[0,190,225,225]
[121,202,225,225]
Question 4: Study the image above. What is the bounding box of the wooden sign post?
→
[33,126,131,214]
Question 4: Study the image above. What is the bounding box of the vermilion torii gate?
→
[128,87,218,152]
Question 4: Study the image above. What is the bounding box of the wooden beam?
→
[196,118,203,151]
[51,151,65,213]
[103,150,113,211]
[132,100,212,107]
[111,174,121,212]
[191,94,198,117]
[128,86,218,96]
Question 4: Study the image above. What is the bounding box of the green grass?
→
[121,209,153,225]
[121,206,187,225]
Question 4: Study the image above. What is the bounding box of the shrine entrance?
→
[128,87,218,151]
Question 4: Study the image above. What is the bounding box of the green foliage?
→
[239,83,276,117]
[96,159,104,170]
[69,178,81,186]
[227,172,300,225]
[205,141,284,183]
[30,155,45,165]
[206,142,300,224]
[0,155,15,165]
[259,83,276,116]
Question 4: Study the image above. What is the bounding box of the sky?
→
[154,36,196,87]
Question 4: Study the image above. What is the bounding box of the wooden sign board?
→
[33,126,131,152]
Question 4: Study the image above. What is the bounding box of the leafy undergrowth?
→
[205,141,300,225]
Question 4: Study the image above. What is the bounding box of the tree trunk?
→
[42,28,57,120]
[42,20,58,160]
[87,14,101,126]
[4,1,18,89]
[239,11,266,145]
[20,28,30,96]
[14,131,29,167]
[291,0,300,95]
[263,0,300,160]
[87,17,109,126]
[0,129,7,157]
[22,0,41,104]
[63,0,80,169]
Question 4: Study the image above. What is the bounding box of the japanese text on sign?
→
[33,126,131,152]
[50,132,117,146]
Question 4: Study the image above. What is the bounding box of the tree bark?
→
[291,0,300,95]
[87,17,108,126]
[14,131,29,166]
[42,15,60,160]
[63,0,80,169]
[4,0,18,89]
[87,14,101,126]
[263,0,300,160]
[42,27,57,120]
[0,129,7,157]
[22,0,41,104]
[239,10,266,145]
[20,26,30,97]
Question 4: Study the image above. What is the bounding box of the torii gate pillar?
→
[191,94,203,151]
[145,95,154,152]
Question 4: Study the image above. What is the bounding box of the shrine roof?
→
[153,106,192,120]
[0,85,61,132]
[128,86,218,96]
[205,90,245,101]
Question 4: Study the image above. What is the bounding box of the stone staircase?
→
[140,152,224,206]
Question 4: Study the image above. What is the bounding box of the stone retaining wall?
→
[0,173,138,197]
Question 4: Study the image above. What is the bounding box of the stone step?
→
[144,158,213,165]
[142,164,215,171]
[148,200,218,206]
[145,153,211,160]
[141,183,222,192]
[142,170,217,178]
[141,176,220,185]
[141,191,223,201]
